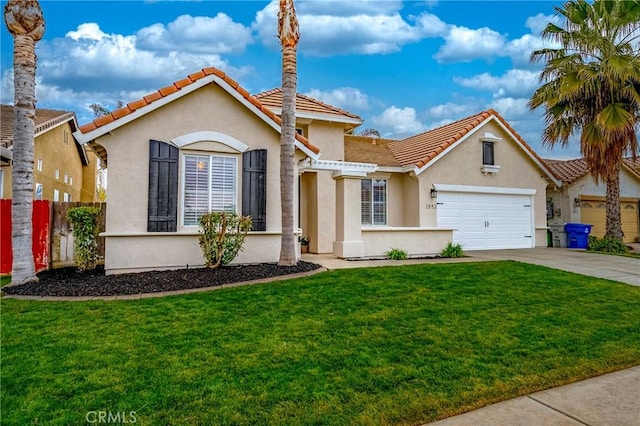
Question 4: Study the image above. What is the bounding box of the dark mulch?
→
[1,262,322,298]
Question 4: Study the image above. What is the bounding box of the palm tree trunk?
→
[11,34,38,284]
[604,162,623,241]
[277,0,299,266]
[5,0,45,284]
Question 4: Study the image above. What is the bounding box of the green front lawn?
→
[2,261,639,425]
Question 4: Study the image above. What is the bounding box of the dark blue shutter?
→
[242,149,267,231]
[148,140,178,232]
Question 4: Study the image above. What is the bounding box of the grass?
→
[2,261,640,425]
[0,275,10,287]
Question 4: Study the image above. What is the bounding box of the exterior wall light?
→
[574,198,581,208]
[430,188,438,198]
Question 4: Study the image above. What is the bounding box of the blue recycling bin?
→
[564,223,593,249]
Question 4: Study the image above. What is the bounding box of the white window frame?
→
[69,176,73,186]
[180,152,238,227]
[64,173,68,184]
[37,158,43,171]
[35,183,43,200]
[63,192,71,202]
[55,168,60,179]
[361,178,387,226]
[53,189,59,202]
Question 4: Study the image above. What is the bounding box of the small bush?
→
[386,248,408,260]
[67,206,102,271]
[441,242,465,258]
[199,212,252,269]
[587,236,629,255]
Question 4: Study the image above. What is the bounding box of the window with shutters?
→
[361,179,387,226]
[182,154,237,226]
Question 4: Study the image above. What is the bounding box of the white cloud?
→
[136,13,253,54]
[253,0,444,56]
[525,13,562,35]
[36,23,252,94]
[434,25,505,63]
[454,69,540,98]
[371,106,426,137]
[66,23,106,41]
[427,102,480,120]
[489,97,531,119]
[305,87,371,112]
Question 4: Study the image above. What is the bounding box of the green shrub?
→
[441,242,465,258]
[386,248,408,260]
[199,212,252,269]
[67,206,102,271]
[587,236,629,254]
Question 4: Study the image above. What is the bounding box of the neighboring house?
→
[546,158,640,243]
[0,105,100,202]
[73,67,560,275]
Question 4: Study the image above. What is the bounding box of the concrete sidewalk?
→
[426,366,640,426]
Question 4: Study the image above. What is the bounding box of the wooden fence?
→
[51,202,106,268]
[0,200,106,274]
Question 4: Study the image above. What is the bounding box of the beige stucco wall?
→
[94,83,306,272]
[418,120,551,247]
[1,121,97,201]
[361,228,452,257]
[298,121,347,253]
[103,232,290,275]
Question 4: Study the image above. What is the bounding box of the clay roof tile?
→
[159,85,179,97]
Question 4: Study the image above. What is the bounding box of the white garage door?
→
[437,190,534,250]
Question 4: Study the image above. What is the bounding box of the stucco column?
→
[333,173,364,258]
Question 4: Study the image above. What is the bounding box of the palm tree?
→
[277,0,299,266]
[529,0,640,241]
[4,0,45,284]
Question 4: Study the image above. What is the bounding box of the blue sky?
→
[1,0,581,159]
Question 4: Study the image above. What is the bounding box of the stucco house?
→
[1,105,100,202]
[74,67,561,275]
[546,158,640,243]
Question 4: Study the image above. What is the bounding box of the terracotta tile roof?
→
[77,67,319,155]
[344,135,401,167]
[1,104,75,148]
[544,158,590,185]
[547,157,640,185]
[624,156,640,172]
[254,89,362,123]
[388,109,559,181]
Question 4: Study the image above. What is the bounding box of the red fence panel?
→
[0,199,10,274]
[0,199,50,275]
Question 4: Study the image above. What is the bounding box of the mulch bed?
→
[1,262,322,298]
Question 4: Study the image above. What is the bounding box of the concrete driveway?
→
[471,248,640,286]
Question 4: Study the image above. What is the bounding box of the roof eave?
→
[73,74,320,160]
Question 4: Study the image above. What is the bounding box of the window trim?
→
[180,151,239,228]
[361,178,388,226]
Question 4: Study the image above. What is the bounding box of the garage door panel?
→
[437,191,534,250]
[580,197,639,243]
